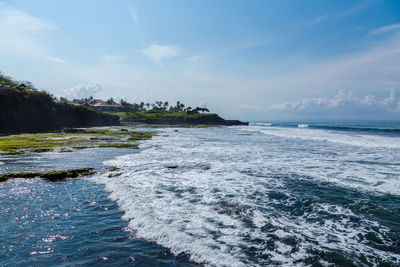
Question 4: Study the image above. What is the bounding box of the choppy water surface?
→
[1,123,400,266]
[0,148,197,266]
[93,123,400,266]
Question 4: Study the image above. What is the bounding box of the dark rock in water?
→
[165,165,179,169]
[214,200,253,221]
[174,130,179,132]
[120,129,128,131]
[222,120,249,126]
[200,165,211,170]
[108,171,122,178]
[0,168,95,182]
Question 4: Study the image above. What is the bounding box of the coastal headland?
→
[0,72,247,135]
[0,72,247,181]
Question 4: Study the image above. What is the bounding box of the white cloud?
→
[306,1,374,27]
[46,56,64,64]
[0,2,54,57]
[141,43,180,64]
[336,0,375,19]
[231,29,400,120]
[63,27,400,121]
[369,23,400,36]
[0,3,53,31]
[249,30,400,100]
[64,82,102,99]
[129,7,139,30]
[186,55,202,61]
[307,14,329,26]
[269,89,400,119]
[100,54,123,63]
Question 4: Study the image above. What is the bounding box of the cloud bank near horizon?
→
[265,89,400,120]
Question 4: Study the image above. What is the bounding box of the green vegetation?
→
[1,71,247,131]
[98,143,139,149]
[114,110,247,125]
[70,98,208,114]
[115,110,228,125]
[0,168,95,182]
[0,72,119,134]
[0,128,156,155]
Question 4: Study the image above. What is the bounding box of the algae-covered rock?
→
[0,168,95,182]
[0,128,156,155]
[98,143,139,149]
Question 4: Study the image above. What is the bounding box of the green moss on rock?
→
[0,128,156,155]
[0,168,95,182]
[98,143,139,149]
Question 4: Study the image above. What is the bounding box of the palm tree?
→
[106,97,114,104]
[175,101,181,112]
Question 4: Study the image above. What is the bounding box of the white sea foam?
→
[297,124,309,128]
[91,127,400,266]
[242,125,400,149]
[254,122,272,126]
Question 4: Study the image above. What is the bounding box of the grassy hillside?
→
[115,110,247,125]
[0,74,119,134]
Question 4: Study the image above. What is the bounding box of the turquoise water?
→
[1,122,400,266]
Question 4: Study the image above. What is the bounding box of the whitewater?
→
[93,123,400,266]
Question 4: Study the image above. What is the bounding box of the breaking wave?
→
[92,125,400,266]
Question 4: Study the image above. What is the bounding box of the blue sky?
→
[1,0,400,120]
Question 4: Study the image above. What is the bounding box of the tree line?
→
[1,72,210,115]
[62,96,210,114]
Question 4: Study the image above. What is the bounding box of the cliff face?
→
[0,88,119,134]
[160,114,248,125]
[118,111,249,125]
[54,102,120,128]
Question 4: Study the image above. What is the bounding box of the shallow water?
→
[0,148,198,266]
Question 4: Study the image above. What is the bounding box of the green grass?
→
[0,128,156,155]
[114,110,221,124]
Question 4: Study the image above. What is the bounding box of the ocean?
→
[1,121,400,266]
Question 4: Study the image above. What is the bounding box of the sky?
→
[0,0,400,121]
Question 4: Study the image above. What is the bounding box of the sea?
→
[1,121,400,266]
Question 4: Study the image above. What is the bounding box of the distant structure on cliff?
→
[61,96,211,115]
[64,97,133,112]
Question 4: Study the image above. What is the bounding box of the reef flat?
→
[0,128,156,155]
